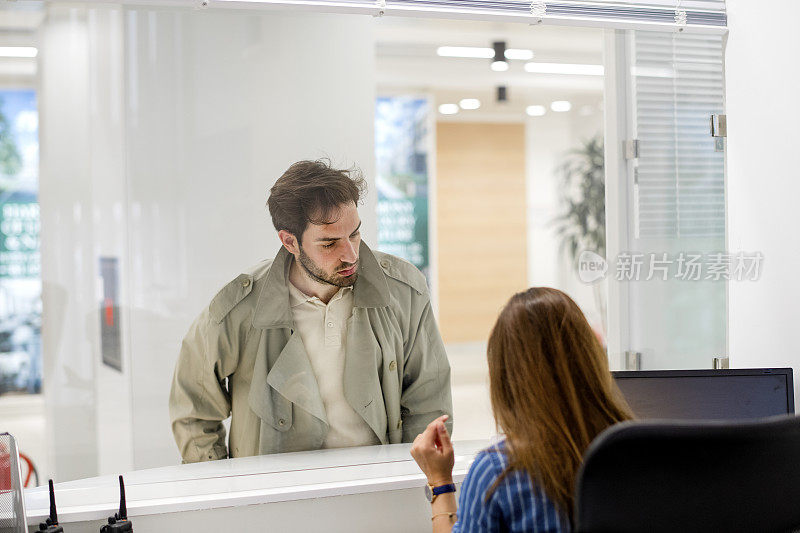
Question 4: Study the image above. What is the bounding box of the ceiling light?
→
[492,41,508,72]
[459,99,481,110]
[436,46,534,62]
[438,104,459,115]
[496,86,508,103]
[504,49,534,60]
[437,46,493,59]
[524,62,604,76]
[526,105,547,117]
[550,101,572,112]
[0,47,38,58]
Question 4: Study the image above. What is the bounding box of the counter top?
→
[25,439,491,525]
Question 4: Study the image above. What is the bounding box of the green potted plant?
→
[552,134,607,335]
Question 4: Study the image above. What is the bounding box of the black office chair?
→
[574,415,800,533]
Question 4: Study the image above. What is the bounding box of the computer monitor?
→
[612,368,795,420]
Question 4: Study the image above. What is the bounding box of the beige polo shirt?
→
[288,282,381,449]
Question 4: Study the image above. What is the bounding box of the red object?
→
[105,297,115,327]
[0,449,36,489]
[0,447,9,491]
[19,453,35,487]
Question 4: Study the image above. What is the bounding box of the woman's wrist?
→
[431,491,457,513]
[427,476,454,486]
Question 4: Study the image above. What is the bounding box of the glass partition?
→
[0,0,727,483]
[605,29,727,371]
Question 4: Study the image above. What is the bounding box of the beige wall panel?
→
[436,122,528,343]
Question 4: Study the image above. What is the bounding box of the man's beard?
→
[297,245,358,288]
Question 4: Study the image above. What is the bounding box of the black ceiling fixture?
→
[496,85,508,103]
[491,41,508,71]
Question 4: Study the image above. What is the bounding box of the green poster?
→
[375,97,430,280]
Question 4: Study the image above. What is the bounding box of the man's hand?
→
[410,415,455,485]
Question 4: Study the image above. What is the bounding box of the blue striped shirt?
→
[452,441,570,533]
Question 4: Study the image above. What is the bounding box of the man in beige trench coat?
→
[169,160,453,462]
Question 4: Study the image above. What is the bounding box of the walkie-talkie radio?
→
[38,479,64,532]
[100,475,132,532]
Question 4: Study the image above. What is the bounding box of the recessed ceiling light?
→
[504,49,534,60]
[436,46,534,61]
[550,101,572,112]
[459,99,481,110]
[439,104,460,115]
[524,62,604,76]
[491,61,509,72]
[0,47,38,58]
[526,105,547,117]
[437,46,494,59]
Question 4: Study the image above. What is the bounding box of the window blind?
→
[632,30,725,238]
[205,0,726,31]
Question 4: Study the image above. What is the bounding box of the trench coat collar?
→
[252,241,390,329]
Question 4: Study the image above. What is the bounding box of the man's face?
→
[296,202,361,288]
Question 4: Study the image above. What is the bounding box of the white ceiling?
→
[0,6,605,115]
[374,17,605,120]
[0,1,42,83]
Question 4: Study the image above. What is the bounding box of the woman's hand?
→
[410,414,455,485]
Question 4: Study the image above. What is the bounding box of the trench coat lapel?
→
[266,333,328,424]
[251,246,293,329]
[344,311,388,444]
[352,242,390,309]
[344,243,391,444]
[250,242,392,435]
[249,246,327,424]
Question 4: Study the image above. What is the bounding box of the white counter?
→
[25,440,490,532]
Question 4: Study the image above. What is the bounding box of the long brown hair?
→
[487,287,633,521]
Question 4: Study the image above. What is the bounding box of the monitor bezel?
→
[612,368,795,415]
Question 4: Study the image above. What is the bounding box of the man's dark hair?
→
[267,159,367,242]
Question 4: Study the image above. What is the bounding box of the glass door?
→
[605,29,730,370]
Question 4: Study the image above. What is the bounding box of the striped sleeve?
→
[452,444,570,533]
[452,449,504,533]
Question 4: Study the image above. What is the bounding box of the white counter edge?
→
[25,442,488,525]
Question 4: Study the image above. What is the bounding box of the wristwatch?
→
[424,482,456,503]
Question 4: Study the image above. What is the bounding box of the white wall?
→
[40,5,376,481]
[726,0,800,404]
[40,5,104,483]
[525,106,604,332]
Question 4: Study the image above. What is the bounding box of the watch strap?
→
[432,483,456,496]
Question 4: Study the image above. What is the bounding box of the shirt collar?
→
[252,241,390,329]
[288,281,353,308]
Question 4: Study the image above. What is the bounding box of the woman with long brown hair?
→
[411,287,633,532]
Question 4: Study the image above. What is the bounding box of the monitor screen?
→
[612,369,795,420]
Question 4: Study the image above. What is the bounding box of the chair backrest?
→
[0,432,27,533]
[574,415,800,533]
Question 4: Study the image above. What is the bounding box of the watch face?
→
[424,484,433,502]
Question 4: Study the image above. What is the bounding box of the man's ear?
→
[278,230,301,255]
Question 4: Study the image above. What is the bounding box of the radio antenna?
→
[118,475,127,520]
[48,479,58,524]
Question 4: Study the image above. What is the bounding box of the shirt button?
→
[380,260,390,268]
[241,278,251,288]
[327,322,334,328]
[279,419,286,426]
[389,360,397,371]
